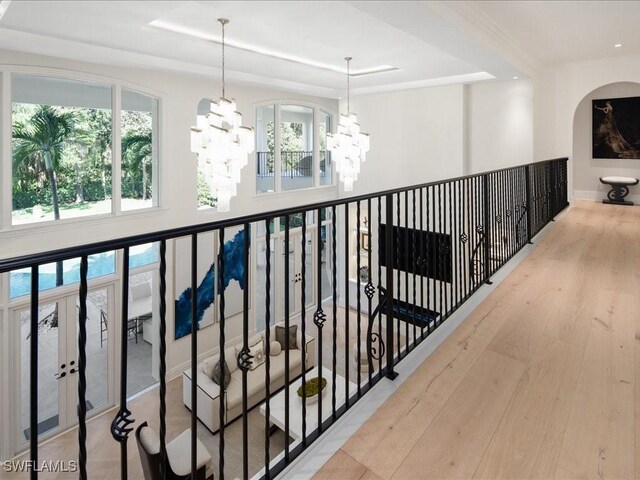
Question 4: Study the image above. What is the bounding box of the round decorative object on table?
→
[599,176,639,205]
[297,377,327,404]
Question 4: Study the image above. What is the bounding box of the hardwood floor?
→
[315,200,640,480]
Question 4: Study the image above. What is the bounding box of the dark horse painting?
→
[175,228,248,339]
[593,96,640,159]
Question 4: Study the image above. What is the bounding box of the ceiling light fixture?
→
[614,43,623,48]
[327,57,370,192]
[190,18,254,213]
[513,76,519,80]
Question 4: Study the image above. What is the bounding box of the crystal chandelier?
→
[190,18,254,212]
[327,57,370,192]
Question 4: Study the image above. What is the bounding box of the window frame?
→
[254,100,337,196]
[1,67,163,232]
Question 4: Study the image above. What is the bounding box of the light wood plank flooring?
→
[315,200,640,480]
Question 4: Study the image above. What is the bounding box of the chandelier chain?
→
[221,19,226,98]
[346,57,350,115]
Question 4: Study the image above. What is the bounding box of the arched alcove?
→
[572,81,640,201]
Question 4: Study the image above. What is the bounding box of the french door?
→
[280,232,315,318]
[256,229,317,330]
[13,286,114,453]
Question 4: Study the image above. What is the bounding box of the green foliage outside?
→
[11,102,153,216]
[266,121,306,169]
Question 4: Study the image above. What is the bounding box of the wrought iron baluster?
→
[411,190,417,349]
[447,181,452,317]
[331,206,337,419]
[437,184,444,324]
[283,216,291,462]
[395,194,401,360]
[463,178,470,299]
[30,266,39,480]
[264,220,272,479]
[78,256,88,480]
[377,197,383,375]
[366,198,374,385]
[454,181,460,310]
[482,175,491,283]
[111,247,134,480]
[343,205,350,406]
[385,194,398,380]
[428,186,434,332]
[301,214,308,444]
[158,240,168,480]
[356,201,362,397]
[190,235,198,480]
[314,207,326,432]
[404,192,409,355]
[218,228,226,480]
[419,188,425,341]
[237,226,251,478]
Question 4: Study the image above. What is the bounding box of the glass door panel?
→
[75,287,111,413]
[18,300,65,444]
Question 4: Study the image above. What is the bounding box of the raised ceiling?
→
[473,0,640,66]
[0,1,633,98]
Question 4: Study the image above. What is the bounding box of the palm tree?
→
[13,105,75,220]
[13,105,76,285]
[121,131,152,200]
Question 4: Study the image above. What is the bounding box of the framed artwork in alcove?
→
[592,96,640,159]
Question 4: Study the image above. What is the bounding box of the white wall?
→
[345,84,467,196]
[467,79,534,173]
[533,52,640,200]
[572,82,640,201]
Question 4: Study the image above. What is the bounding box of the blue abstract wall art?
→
[175,228,249,340]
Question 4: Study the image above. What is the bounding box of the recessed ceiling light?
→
[513,76,519,80]
[614,43,623,48]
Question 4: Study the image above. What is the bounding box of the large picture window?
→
[121,89,158,211]
[11,75,159,226]
[255,102,334,194]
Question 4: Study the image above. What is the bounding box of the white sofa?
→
[183,325,316,433]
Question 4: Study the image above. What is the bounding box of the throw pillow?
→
[249,339,266,371]
[270,340,282,356]
[275,325,298,350]
[202,356,218,380]
[212,360,231,389]
[139,424,160,455]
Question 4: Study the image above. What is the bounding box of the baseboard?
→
[574,189,640,205]
[277,213,564,480]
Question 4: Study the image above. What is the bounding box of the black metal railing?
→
[0,158,568,480]
[257,151,330,178]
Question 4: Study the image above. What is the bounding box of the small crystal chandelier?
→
[327,57,370,192]
[190,18,254,212]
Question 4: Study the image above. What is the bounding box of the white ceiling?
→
[473,1,640,66]
[0,1,633,98]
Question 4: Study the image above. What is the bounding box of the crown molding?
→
[426,0,543,77]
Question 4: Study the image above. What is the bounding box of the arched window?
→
[256,102,334,194]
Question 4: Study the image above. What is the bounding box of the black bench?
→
[599,176,639,205]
